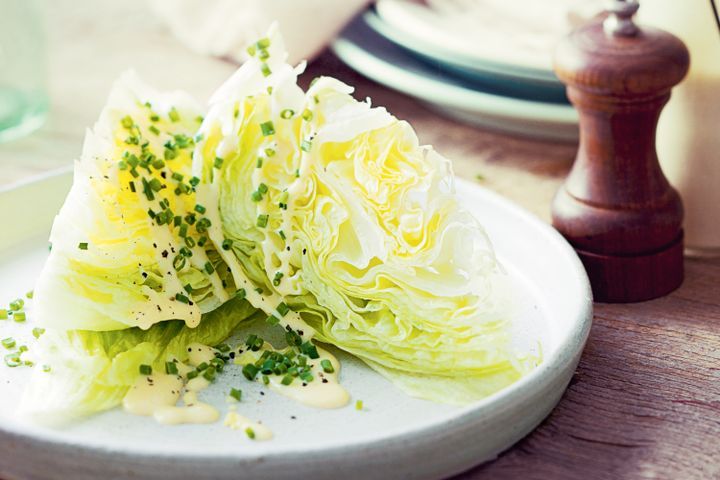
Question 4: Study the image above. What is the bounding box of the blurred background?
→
[0,0,718,252]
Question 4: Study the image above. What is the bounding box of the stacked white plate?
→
[332,0,603,142]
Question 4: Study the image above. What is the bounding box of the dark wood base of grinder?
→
[575,233,684,303]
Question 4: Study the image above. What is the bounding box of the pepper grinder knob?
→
[552,1,690,302]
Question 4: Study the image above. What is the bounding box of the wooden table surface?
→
[1,1,718,479]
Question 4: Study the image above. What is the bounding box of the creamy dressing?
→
[237,344,349,409]
[187,342,217,366]
[123,343,221,425]
[154,391,220,425]
[265,347,349,409]
[133,180,201,329]
[224,408,273,440]
[122,374,183,416]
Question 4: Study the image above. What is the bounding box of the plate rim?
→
[375,0,557,75]
[0,171,592,471]
[331,23,577,126]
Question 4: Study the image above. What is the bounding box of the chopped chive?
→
[195,115,204,123]
[280,109,294,119]
[276,302,290,317]
[42,364,51,373]
[320,359,334,373]
[13,311,26,322]
[246,44,256,56]
[356,400,363,410]
[184,284,193,293]
[194,133,204,142]
[264,148,275,157]
[222,239,233,250]
[196,362,209,371]
[2,337,15,349]
[149,125,160,135]
[118,160,128,170]
[302,109,313,121]
[256,214,269,228]
[164,147,177,160]
[300,341,320,359]
[262,374,269,385]
[258,48,270,61]
[121,115,134,129]
[139,364,152,375]
[229,387,242,401]
[266,315,280,326]
[0,309,6,320]
[129,181,136,193]
[273,271,283,286]
[260,63,272,77]
[242,363,259,381]
[152,158,165,169]
[194,204,206,214]
[251,190,263,202]
[4,353,21,368]
[9,299,23,311]
[236,288,246,299]
[189,176,200,187]
[150,113,160,122]
[260,121,275,136]
[204,262,215,274]
[256,157,263,168]
[168,107,180,122]
[174,215,182,227]
[281,374,294,386]
[278,230,286,240]
[171,171,184,181]
[175,293,190,304]
[18,345,28,353]
[78,242,88,250]
[202,366,217,381]
[165,361,179,375]
[187,370,199,380]
[266,86,273,95]
[254,287,263,294]
[245,427,256,439]
[257,184,269,195]
[149,178,163,192]
[214,157,224,169]
[257,37,270,49]
[295,168,300,178]
[32,328,45,339]
[301,139,312,152]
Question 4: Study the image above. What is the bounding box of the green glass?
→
[0,0,48,143]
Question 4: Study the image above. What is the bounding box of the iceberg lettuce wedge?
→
[193,26,538,404]
[34,72,239,332]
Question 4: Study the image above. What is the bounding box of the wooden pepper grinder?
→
[552,0,690,302]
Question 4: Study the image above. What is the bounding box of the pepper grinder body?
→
[552,10,690,302]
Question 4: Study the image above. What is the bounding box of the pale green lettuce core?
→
[21,296,259,424]
[194,26,537,404]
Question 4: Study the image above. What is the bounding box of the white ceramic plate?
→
[0,169,592,480]
[375,0,601,78]
[332,15,579,142]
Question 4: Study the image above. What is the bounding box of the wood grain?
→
[1,1,718,479]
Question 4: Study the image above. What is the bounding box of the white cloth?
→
[149,0,371,65]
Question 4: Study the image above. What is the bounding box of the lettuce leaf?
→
[20,296,259,424]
